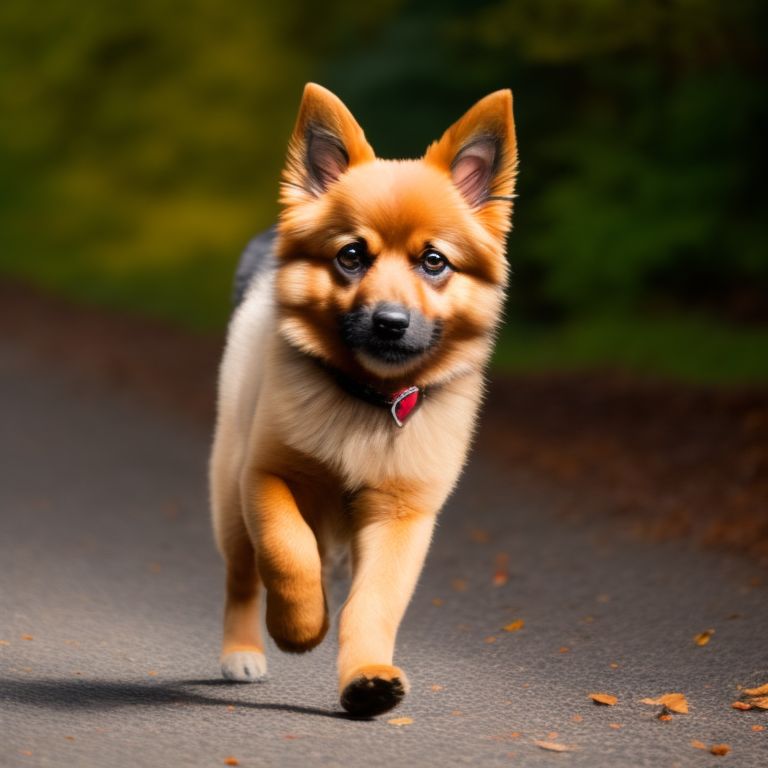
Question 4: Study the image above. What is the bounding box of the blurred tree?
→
[1,0,766,343]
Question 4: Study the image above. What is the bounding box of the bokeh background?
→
[2,0,767,381]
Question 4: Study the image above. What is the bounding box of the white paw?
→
[221,650,268,682]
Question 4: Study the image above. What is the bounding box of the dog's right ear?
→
[281,83,375,204]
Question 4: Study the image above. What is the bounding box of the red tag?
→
[391,387,421,427]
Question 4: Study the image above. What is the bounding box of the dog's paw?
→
[340,665,409,717]
[221,650,268,683]
[266,591,329,654]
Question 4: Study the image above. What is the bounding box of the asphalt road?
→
[1,338,766,767]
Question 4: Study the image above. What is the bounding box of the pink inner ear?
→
[308,133,349,192]
[451,139,496,207]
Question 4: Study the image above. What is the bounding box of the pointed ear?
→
[282,83,375,201]
[425,90,517,209]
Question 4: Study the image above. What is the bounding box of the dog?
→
[209,83,517,717]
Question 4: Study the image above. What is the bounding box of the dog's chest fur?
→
[218,266,484,502]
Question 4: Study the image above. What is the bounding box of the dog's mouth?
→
[340,304,442,371]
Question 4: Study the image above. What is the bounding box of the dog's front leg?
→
[338,491,436,716]
[246,470,328,653]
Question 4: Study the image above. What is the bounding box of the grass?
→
[494,315,768,385]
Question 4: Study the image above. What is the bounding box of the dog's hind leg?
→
[212,459,267,682]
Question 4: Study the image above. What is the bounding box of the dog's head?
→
[275,83,517,385]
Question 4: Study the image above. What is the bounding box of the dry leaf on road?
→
[533,740,575,752]
[641,693,689,714]
[693,629,714,646]
[710,744,731,756]
[691,740,707,750]
[589,693,618,706]
[387,717,413,727]
[749,696,768,709]
[731,701,752,710]
[503,619,525,633]
[743,683,768,696]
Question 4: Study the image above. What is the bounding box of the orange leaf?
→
[750,696,768,709]
[641,693,689,714]
[589,693,617,706]
[387,717,413,726]
[503,619,525,633]
[691,740,707,750]
[533,740,575,752]
[224,758,239,766]
[743,682,768,696]
[710,744,731,756]
[731,701,752,710]
[752,725,765,732]
[693,629,714,646]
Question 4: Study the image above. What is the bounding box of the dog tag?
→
[390,386,421,427]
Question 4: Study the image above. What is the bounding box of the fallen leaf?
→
[147,670,158,677]
[226,705,235,712]
[451,710,463,716]
[731,701,752,710]
[19,751,32,757]
[571,714,583,723]
[223,758,239,766]
[533,740,575,752]
[589,693,618,706]
[387,717,413,726]
[609,723,622,730]
[509,732,521,739]
[743,683,768,696]
[691,740,707,750]
[641,693,689,714]
[750,696,768,709]
[493,553,509,586]
[430,684,444,692]
[694,629,715,646]
[21,634,33,641]
[484,635,497,644]
[64,736,75,742]
[0,640,9,646]
[752,725,764,732]
[710,744,730,756]
[609,662,620,669]
[658,714,673,721]
[503,619,525,633]
[547,732,559,740]
[559,646,570,653]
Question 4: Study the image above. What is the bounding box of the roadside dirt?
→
[3,279,766,566]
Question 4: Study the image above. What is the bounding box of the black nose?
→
[372,303,410,340]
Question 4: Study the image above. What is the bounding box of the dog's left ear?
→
[281,83,375,205]
[425,90,517,224]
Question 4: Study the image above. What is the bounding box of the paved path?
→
[1,339,766,767]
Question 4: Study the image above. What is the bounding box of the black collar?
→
[310,356,428,428]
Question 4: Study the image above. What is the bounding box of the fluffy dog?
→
[210,83,517,716]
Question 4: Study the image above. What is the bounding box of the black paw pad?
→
[340,675,406,717]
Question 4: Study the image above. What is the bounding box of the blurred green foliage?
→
[1,0,766,379]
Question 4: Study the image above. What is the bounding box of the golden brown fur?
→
[209,83,517,716]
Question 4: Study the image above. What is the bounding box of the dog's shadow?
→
[0,677,356,720]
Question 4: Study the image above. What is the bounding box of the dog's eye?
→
[336,243,366,274]
[420,249,449,276]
